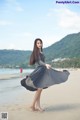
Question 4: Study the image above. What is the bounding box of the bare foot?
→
[30,106,38,111]
[36,107,45,112]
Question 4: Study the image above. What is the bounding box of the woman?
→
[21,38,70,112]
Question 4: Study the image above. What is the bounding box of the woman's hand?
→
[45,64,51,69]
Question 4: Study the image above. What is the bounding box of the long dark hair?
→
[29,38,43,65]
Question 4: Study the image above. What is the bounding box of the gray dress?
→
[20,52,70,91]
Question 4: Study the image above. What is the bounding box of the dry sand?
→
[0,69,80,120]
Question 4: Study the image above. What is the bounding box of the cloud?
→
[47,5,80,32]
[6,0,24,12]
[0,20,13,26]
[55,7,80,30]
[16,6,24,12]
[22,32,32,37]
[47,8,55,17]
[7,43,15,49]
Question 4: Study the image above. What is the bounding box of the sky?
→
[0,0,80,50]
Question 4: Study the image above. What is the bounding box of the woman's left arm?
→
[38,55,51,69]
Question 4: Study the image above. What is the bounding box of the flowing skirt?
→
[20,65,70,91]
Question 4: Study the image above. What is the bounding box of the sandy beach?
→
[0,69,80,120]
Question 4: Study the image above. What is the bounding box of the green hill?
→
[0,49,31,68]
[0,32,80,68]
[44,32,80,62]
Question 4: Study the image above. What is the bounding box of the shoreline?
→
[0,73,27,80]
[0,68,80,80]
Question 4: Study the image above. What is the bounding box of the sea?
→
[0,68,34,105]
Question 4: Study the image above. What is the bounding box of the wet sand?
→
[0,73,27,80]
